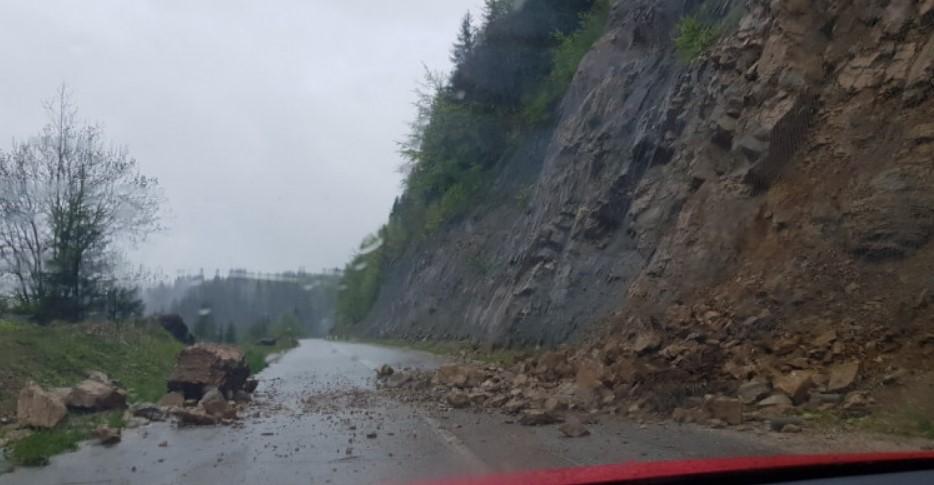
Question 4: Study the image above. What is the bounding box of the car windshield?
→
[1,1,934,484]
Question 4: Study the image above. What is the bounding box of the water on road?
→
[1,339,796,484]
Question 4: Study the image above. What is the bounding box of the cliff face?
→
[358,0,934,349]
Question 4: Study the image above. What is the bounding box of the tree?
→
[193,308,216,341]
[482,0,512,26]
[223,322,238,343]
[0,86,161,321]
[451,12,476,68]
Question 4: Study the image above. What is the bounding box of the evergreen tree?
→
[223,322,237,343]
[482,0,511,25]
[451,12,476,67]
[193,308,216,341]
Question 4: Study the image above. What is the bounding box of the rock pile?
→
[379,321,890,432]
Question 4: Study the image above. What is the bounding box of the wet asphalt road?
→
[0,339,790,485]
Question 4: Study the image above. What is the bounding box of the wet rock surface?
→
[167,344,250,400]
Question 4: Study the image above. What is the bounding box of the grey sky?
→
[0,0,481,277]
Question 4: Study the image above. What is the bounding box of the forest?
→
[335,0,610,331]
[144,269,341,342]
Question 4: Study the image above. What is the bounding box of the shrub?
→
[674,15,720,61]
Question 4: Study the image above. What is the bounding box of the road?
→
[0,339,878,484]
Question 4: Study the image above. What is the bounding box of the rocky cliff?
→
[357,0,934,358]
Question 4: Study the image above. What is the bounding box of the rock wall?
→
[357,0,934,350]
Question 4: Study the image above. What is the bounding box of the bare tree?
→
[0,86,161,320]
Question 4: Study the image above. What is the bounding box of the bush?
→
[674,15,720,61]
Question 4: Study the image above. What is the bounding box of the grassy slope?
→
[0,320,183,466]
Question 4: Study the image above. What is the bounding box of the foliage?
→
[0,320,183,417]
[674,15,720,61]
[523,0,611,124]
[146,269,341,339]
[335,0,601,331]
[0,87,159,322]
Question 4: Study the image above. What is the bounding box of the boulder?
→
[772,371,814,404]
[376,364,395,378]
[130,403,166,421]
[199,388,233,419]
[172,407,219,426]
[17,383,67,429]
[757,393,793,408]
[435,365,485,388]
[243,378,259,393]
[737,381,771,404]
[66,379,127,411]
[167,344,250,400]
[445,390,470,409]
[158,391,186,408]
[156,314,195,345]
[827,361,860,392]
[93,426,121,446]
[518,409,560,426]
[705,396,743,425]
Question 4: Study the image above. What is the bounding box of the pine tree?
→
[223,323,238,343]
[451,12,476,67]
[482,0,510,25]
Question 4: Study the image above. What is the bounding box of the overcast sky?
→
[0,0,481,277]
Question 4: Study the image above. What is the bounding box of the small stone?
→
[445,390,470,409]
[366,432,377,439]
[93,426,121,446]
[376,364,395,378]
[518,409,560,426]
[558,416,590,438]
[827,361,860,392]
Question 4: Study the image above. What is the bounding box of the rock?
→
[158,392,186,408]
[842,167,934,260]
[366,432,377,439]
[503,398,528,414]
[93,426,121,446]
[842,391,873,416]
[882,369,907,385]
[812,330,837,347]
[768,416,804,432]
[632,331,662,354]
[156,314,195,345]
[518,409,560,426]
[17,382,67,429]
[233,390,252,403]
[435,364,485,388]
[172,407,219,426]
[781,423,802,433]
[737,381,771,404]
[574,359,606,391]
[445,390,470,409]
[558,416,590,437]
[66,379,127,411]
[757,394,794,408]
[86,370,112,385]
[376,364,395,378]
[243,378,259,393]
[130,403,166,421]
[706,396,743,425]
[199,388,233,418]
[772,371,814,404]
[167,344,250,400]
[827,361,860,392]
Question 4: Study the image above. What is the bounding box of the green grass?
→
[0,320,182,467]
[0,320,184,416]
[242,337,299,374]
[7,410,125,467]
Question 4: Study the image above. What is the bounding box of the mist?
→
[0,0,482,277]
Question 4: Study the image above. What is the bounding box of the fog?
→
[0,0,482,276]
